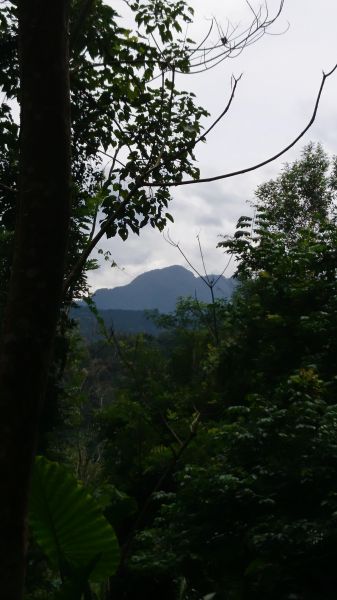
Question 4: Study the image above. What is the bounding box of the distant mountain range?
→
[92,265,236,313]
[73,265,236,340]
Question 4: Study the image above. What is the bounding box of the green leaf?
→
[29,456,120,582]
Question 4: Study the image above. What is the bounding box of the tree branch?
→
[197,74,242,144]
[63,184,141,295]
[161,73,242,169]
[176,0,285,75]
[144,64,337,188]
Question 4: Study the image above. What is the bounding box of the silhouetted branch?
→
[161,73,242,169]
[165,232,235,344]
[197,234,209,281]
[98,149,126,170]
[199,74,242,142]
[165,230,207,284]
[145,64,337,187]
[66,60,336,298]
[63,185,140,295]
[91,1,284,77]
[178,0,285,75]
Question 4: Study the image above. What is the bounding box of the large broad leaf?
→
[29,456,119,582]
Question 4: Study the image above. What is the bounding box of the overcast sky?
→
[88,0,337,291]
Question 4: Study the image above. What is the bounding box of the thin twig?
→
[165,230,208,285]
[63,185,139,295]
[197,234,209,282]
[161,73,241,170]
[98,149,126,169]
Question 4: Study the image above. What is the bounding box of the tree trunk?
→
[0,2,71,598]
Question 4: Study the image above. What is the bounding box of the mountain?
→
[72,266,237,341]
[92,265,236,313]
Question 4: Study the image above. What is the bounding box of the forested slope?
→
[26,145,337,600]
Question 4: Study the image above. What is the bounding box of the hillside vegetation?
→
[25,144,337,600]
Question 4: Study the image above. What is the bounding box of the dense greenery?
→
[0,0,209,311]
[0,5,212,578]
[5,1,336,598]
[29,456,119,599]
[25,144,337,599]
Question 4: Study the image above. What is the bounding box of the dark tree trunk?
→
[0,2,71,598]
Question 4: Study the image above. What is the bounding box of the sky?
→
[88,0,337,291]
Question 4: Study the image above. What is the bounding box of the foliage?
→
[3,1,324,598]
[29,456,119,598]
[0,0,209,311]
[110,144,337,599]
[31,143,337,599]
[29,456,120,580]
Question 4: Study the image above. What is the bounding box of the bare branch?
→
[190,74,241,144]
[107,145,122,180]
[90,1,284,78]
[64,2,293,294]
[63,182,144,295]
[166,231,233,291]
[159,73,241,172]
[144,64,337,188]
[177,0,285,75]
[98,149,126,170]
[165,230,208,285]
[187,18,215,60]
[214,254,233,285]
[166,233,233,344]
[197,234,209,281]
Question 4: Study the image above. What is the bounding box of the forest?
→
[1,1,337,600]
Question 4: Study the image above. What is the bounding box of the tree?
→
[25,145,337,598]
[0,3,71,598]
[55,300,226,598]
[216,144,337,403]
[133,144,337,599]
[0,0,334,596]
[0,1,215,595]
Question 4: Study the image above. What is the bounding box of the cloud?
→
[88,0,337,292]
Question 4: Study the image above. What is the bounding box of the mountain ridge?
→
[92,265,236,313]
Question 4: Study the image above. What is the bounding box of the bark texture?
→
[0,2,71,598]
